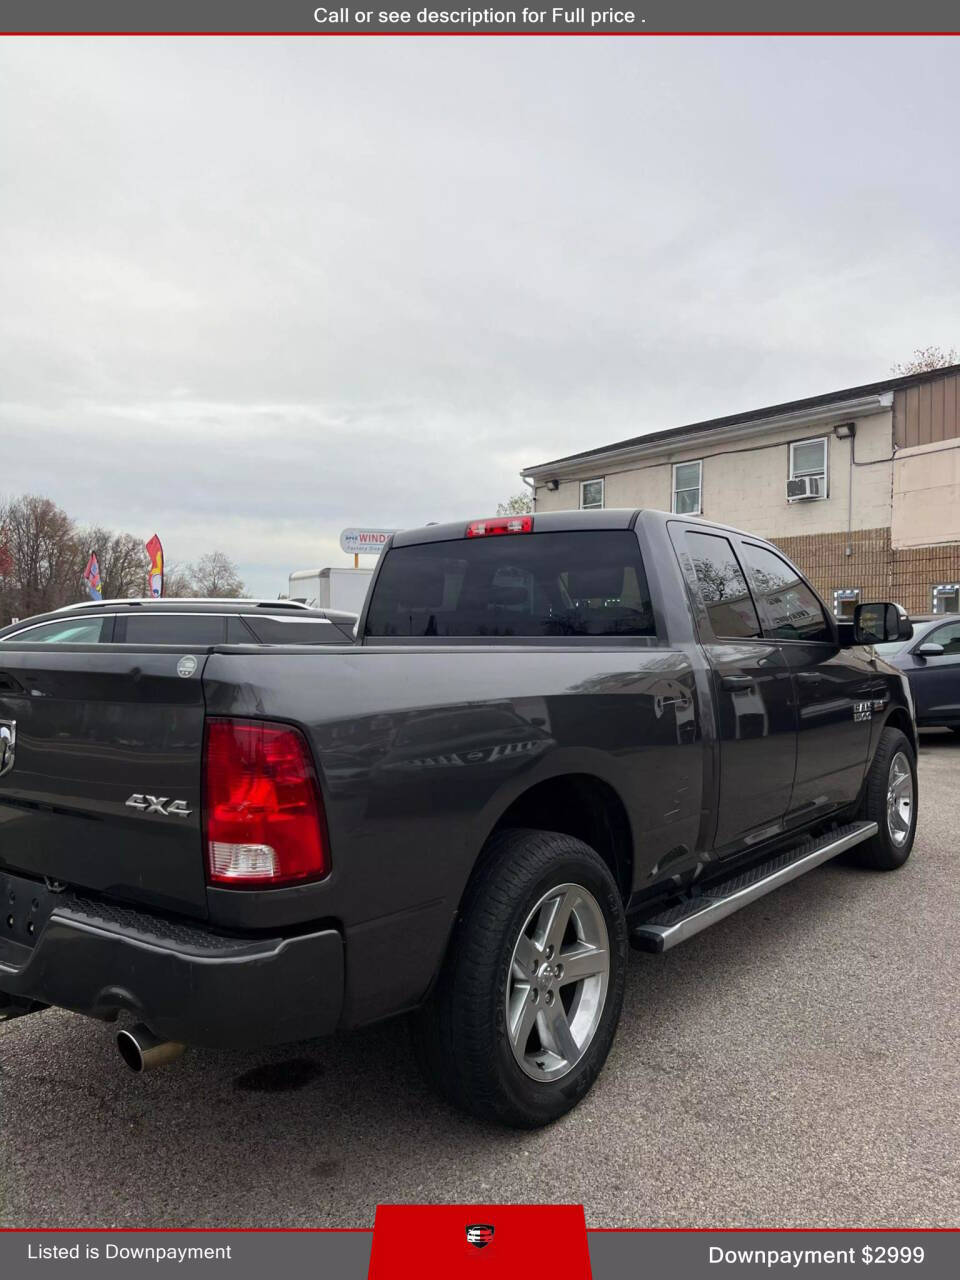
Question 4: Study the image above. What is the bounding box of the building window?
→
[833,588,861,619]
[932,583,960,614]
[579,478,604,510]
[672,460,702,515]
[788,437,828,500]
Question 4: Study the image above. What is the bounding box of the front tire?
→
[412,828,628,1128]
[851,727,918,870]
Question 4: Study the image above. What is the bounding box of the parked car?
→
[0,598,359,647]
[0,510,917,1128]
[875,614,960,732]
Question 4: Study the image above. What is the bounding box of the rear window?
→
[121,614,226,646]
[241,616,350,645]
[364,531,655,639]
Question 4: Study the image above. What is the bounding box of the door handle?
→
[720,675,754,691]
[796,672,822,684]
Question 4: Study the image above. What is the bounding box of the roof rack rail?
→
[54,598,148,612]
[54,597,312,613]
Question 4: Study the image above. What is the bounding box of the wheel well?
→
[884,706,918,755]
[488,774,634,900]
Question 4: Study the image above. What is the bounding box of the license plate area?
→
[1,870,61,952]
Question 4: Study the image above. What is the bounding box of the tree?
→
[160,565,196,599]
[0,491,247,621]
[689,555,739,605]
[77,527,151,599]
[0,495,81,623]
[891,345,959,376]
[190,551,245,597]
[496,492,534,515]
[164,551,245,598]
[0,521,13,579]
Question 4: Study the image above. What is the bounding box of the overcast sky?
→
[1,37,958,597]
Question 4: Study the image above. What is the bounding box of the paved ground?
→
[1,731,958,1229]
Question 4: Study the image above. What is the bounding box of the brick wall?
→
[892,543,960,613]
[771,527,960,615]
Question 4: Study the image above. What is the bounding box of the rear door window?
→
[364,531,656,640]
[119,614,226,646]
[738,542,832,643]
[685,532,761,640]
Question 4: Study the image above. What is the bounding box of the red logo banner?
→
[368,1204,591,1279]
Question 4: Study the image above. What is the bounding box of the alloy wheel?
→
[505,882,610,1082]
[886,750,914,847]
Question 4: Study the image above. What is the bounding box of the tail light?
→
[466,515,533,537]
[203,718,330,888]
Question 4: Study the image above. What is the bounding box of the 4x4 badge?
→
[125,794,192,818]
[0,719,15,778]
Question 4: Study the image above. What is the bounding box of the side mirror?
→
[916,642,945,659]
[853,602,913,645]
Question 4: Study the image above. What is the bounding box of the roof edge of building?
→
[522,363,960,479]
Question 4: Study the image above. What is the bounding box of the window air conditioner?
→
[786,475,824,501]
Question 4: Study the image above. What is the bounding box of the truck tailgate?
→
[0,646,208,916]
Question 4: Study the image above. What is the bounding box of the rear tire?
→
[411,828,627,1128]
[851,727,918,870]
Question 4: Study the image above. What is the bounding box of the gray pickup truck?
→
[0,509,918,1127]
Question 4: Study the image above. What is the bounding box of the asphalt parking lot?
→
[1,731,958,1229]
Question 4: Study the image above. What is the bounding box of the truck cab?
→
[0,509,917,1128]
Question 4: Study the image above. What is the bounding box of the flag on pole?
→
[145,534,164,598]
[83,552,102,601]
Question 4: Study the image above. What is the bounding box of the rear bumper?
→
[0,875,343,1049]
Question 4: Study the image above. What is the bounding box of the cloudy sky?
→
[1,37,958,597]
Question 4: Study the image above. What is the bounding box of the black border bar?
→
[2,1,960,35]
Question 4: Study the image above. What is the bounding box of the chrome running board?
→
[630,821,878,953]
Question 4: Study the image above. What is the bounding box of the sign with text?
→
[0,3,957,33]
[340,528,398,556]
[1,1229,958,1278]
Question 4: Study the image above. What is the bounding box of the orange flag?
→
[145,534,164,598]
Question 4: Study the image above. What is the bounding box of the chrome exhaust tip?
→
[116,1023,185,1073]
